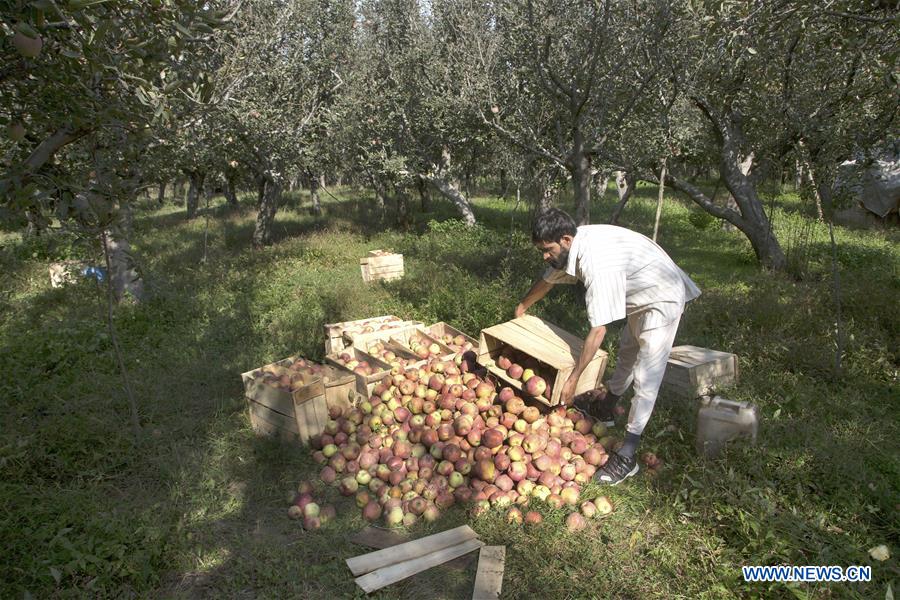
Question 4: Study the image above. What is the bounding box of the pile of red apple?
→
[332,352,379,377]
[254,358,327,392]
[495,353,552,399]
[300,354,621,530]
[406,333,448,360]
[365,341,418,369]
[435,332,475,355]
[288,481,337,530]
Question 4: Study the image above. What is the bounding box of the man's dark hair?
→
[531,208,577,243]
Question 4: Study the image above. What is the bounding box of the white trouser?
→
[605,308,682,436]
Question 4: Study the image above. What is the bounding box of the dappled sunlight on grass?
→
[0,186,896,598]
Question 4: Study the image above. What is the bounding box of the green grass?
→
[1,184,897,599]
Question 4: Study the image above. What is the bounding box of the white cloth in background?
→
[542,224,700,330]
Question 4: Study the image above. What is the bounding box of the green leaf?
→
[15,22,40,38]
[68,0,114,9]
[29,0,55,9]
[49,566,62,584]
[173,22,193,38]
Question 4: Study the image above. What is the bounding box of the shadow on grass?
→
[2,184,896,598]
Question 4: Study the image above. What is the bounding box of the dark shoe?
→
[573,390,619,427]
[593,452,639,486]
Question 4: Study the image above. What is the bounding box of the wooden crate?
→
[360,250,404,283]
[477,315,608,406]
[348,321,422,352]
[388,326,456,362]
[661,345,739,399]
[358,336,424,371]
[423,322,479,355]
[241,356,358,444]
[325,347,394,397]
[323,314,406,354]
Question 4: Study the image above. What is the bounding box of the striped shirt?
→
[542,225,701,330]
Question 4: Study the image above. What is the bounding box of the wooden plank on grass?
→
[472,546,506,600]
[349,527,476,571]
[354,538,484,594]
[346,524,478,576]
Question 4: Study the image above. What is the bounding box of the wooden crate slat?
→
[248,399,300,434]
[346,524,478,576]
[512,315,586,355]
[249,412,300,443]
[480,322,572,367]
[354,538,484,594]
[478,317,608,406]
[243,379,295,417]
[425,322,479,352]
[662,345,739,398]
[325,315,405,353]
[472,546,506,600]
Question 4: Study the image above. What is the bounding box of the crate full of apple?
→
[477,316,608,406]
[323,315,422,354]
[241,356,358,444]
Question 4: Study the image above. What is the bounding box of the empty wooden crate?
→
[661,345,739,399]
[360,250,404,283]
[477,315,608,406]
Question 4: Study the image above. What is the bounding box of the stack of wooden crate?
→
[360,250,404,283]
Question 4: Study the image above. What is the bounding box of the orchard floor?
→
[1,184,897,599]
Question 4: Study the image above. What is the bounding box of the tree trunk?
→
[499,168,509,199]
[309,172,322,215]
[416,175,431,212]
[802,160,825,221]
[157,182,166,206]
[609,171,635,224]
[103,206,144,303]
[426,146,477,225]
[253,176,281,247]
[255,175,267,210]
[423,175,476,225]
[652,158,667,242]
[395,186,411,229]
[690,100,787,270]
[570,130,592,225]
[24,209,43,236]
[224,173,238,208]
[369,174,386,219]
[186,171,204,219]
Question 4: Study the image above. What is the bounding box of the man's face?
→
[535,235,573,270]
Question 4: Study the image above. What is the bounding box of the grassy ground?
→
[1,183,897,599]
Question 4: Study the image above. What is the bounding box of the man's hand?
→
[514,303,527,318]
[559,374,579,406]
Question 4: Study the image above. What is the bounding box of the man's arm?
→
[560,325,607,404]
[515,278,554,318]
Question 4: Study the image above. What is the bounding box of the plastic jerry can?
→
[696,396,758,458]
